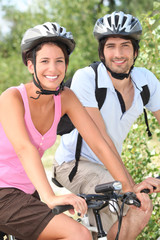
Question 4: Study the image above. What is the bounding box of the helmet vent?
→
[122,16,127,27]
[52,24,57,31]
[99,17,103,24]
[43,25,49,31]
[108,17,111,27]
[115,15,119,28]
[131,18,136,28]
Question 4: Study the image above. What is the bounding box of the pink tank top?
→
[0,84,61,194]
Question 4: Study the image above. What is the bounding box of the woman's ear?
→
[27,60,34,74]
[65,64,68,73]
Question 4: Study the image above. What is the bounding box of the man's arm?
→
[153,109,160,124]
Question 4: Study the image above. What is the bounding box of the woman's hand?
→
[49,193,88,217]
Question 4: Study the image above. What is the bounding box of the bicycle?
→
[1,177,159,240]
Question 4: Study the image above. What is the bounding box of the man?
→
[53,11,160,239]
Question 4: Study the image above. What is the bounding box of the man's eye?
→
[106,45,114,48]
[41,60,48,63]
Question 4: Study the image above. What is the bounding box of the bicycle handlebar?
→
[52,180,139,216]
[52,176,160,216]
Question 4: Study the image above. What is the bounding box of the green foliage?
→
[136,1,160,79]
[116,0,154,16]
[122,3,160,239]
[122,112,160,239]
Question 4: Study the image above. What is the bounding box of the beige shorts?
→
[53,157,129,233]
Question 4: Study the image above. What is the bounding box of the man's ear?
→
[27,60,34,74]
[134,50,138,59]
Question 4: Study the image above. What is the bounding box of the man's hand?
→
[134,177,160,194]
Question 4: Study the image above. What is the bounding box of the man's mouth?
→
[113,59,126,65]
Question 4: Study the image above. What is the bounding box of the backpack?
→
[57,61,151,182]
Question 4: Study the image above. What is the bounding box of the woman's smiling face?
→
[28,42,66,91]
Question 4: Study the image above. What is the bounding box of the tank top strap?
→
[53,93,61,126]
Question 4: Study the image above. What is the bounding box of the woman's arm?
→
[62,88,134,192]
[0,88,87,214]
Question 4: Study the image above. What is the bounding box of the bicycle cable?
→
[115,198,126,240]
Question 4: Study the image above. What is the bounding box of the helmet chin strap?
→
[30,49,64,100]
[105,64,134,80]
[102,55,137,80]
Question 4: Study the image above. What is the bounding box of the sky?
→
[0,0,32,35]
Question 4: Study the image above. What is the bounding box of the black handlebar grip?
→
[140,176,160,194]
[52,204,73,216]
[141,188,150,194]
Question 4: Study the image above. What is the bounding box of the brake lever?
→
[123,192,141,207]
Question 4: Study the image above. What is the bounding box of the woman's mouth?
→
[45,75,58,81]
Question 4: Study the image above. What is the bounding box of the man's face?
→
[103,37,137,74]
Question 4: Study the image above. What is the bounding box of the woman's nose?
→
[49,62,57,71]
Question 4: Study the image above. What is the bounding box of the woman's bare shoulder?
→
[1,87,21,100]
[0,87,23,111]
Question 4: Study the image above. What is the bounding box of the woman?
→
[0,22,147,240]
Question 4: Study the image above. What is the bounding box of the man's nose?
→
[114,47,123,58]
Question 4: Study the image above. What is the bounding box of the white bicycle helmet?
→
[21,22,75,66]
[93,11,142,41]
[21,22,75,98]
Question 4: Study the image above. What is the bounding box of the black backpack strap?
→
[69,133,82,182]
[143,108,152,137]
[140,85,150,106]
[69,61,107,182]
[140,85,152,137]
[90,62,107,109]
